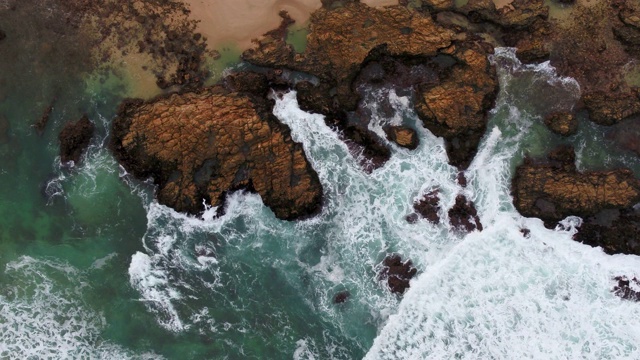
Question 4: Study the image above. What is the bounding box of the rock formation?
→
[110,77,322,220]
[448,194,483,232]
[512,145,640,228]
[59,115,95,165]
[409,189,441,224]
[613,276,640,301]
[378,254,417,295]
[384,125,419,150]
[243,2,499,169]
[544,112,578,136]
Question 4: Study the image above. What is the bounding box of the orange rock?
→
[110,84,322,220]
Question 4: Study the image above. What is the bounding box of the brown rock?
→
[110,83,323,220]
[384,125,419,150]
[544,112,578,136]
[414,44,498,169]
[512,146,640,227]
[378,254,417,295]
[411,189,441,224]
[582,90,640,126]
[59,115,95,165]
[448,194,483,232]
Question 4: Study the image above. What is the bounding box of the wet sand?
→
[184,0,398,51]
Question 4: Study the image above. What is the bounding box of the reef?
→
[59,115,95,165]
[110,73,322,220]
[378,254,417,295]
[513,145,640,225]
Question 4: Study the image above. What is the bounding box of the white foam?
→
[365,48,640,359]
[0,256,162,359]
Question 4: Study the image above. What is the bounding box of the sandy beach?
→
[184,0,399,51]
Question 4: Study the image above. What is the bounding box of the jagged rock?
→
[59,115,95,164]
[448,194,483,232]
[544,111,577,136]
[110,82,323,220]
[244,3,498,170]
[512,145,640,227]
[378,254,417,295]
[457,172,468,187]
[575,207,640,255]
[411,189,441,224]
[384,125,419,150]
[613,276,640,301]
[414,43,498,169]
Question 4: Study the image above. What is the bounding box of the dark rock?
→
[613,276,640,301]
[520,228,531,238]
[512,145,640,228]
[0,28,6,41]
[457,172,468,187]
[544,112,578,136]
[574,207,640,255]
[342,125,392,173]
[333,291,350,304]
[59,115,95,164]
[378,254,417,295]
[448,194,483,232]
[412,189,441,224]
[606,117,640,156]
[384,125,419,150]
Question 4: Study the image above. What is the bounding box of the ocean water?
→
[2,39,640,360]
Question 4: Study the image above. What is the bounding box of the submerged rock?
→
[448,194,483,233]
[32,100,55,136]
[379,254,417,295]
[333,291,350,304]
[544,112,577,136]
[512,145,640,228]
[110,82,322,220]
[59,115,95,165]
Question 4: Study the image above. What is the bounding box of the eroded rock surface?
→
[110,81,322,220]
[448,194,483,232]
[544,111,578,136]
[244,2,499,169]
[59,115,95,165]
[384,125,419,150]
[575,207,640,255]
[378,254,417,295]
[409,189,441,224]
[512,145,640,227]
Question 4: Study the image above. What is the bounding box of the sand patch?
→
[184,0,399,52]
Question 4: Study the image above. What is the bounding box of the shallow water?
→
[2,19,640,358]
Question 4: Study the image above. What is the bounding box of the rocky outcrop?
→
[110,79,322,220]
[544,112,578,136]
[574,207,640,255]
[414,43,498,168]
[243,2,499,169]
[59,115,95,164]
[408,189,441,224]
[384,125,419,150]
[613,276,640,301]
[448,194,483,232]
[378,254,417,295]
[512,145,640,227]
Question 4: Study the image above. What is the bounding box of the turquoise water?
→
[2,10,640,358]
